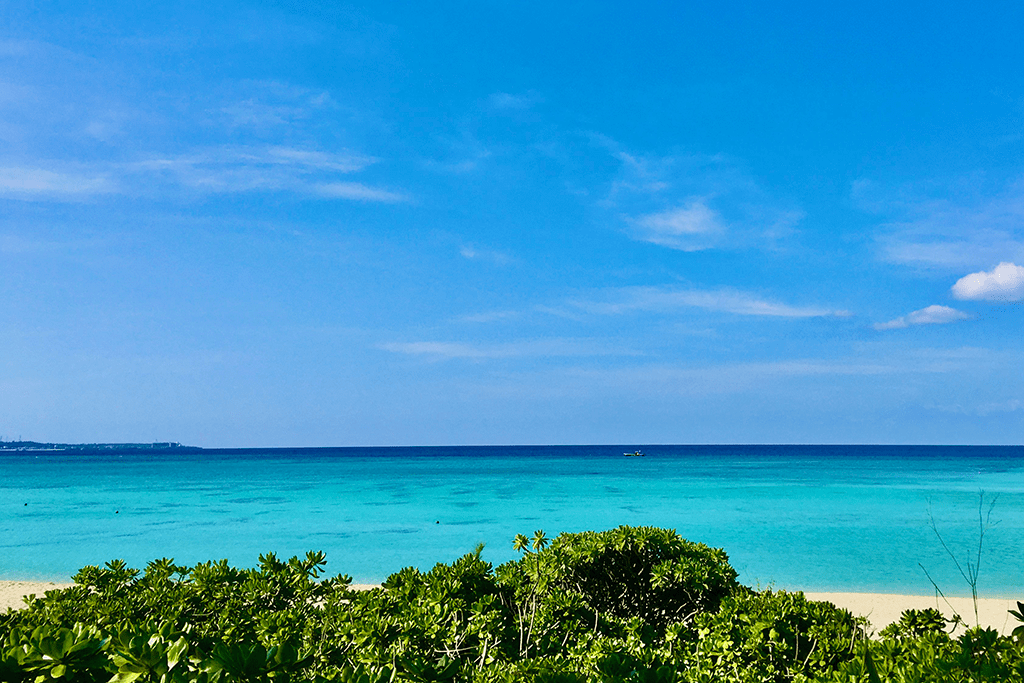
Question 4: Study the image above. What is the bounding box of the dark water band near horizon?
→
[2,444,1023,597]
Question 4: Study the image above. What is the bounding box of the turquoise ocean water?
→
[2,445,1023,596]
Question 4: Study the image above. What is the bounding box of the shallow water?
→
[2,445,1023,596]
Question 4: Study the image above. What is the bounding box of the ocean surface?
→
[2,445,1023,597]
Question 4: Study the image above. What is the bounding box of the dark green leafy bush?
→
[500,526,739,633]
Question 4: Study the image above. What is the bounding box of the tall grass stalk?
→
[919,492,997,629]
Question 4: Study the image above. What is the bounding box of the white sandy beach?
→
[1,581,1017,635]
[804,593,1019,635]
[0,581,73,612]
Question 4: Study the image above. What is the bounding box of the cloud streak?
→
[873,305,970,330]
[867,179,1024,270]
[506,346,1003,402]
[0,146,406,203]
[459,244,511,264]
[129,145,376,190]
[487,91,542,110]
[380,338,638,360]
[0,166,117,199]
[567,286,849,319]
[314,182,406,202]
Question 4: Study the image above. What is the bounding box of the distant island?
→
[0,441,201,452]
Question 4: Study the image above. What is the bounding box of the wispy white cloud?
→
[0,146,405,202]
[951,262,1024,301]
[866,179,1024,270]
[0,166,117,199]
[488,92,542,111]
[132,145,373,181]
[0,38,158,157]
[523,345,1007,400]
[977,399,1024,415]
[134,146,379,196]
[216,80,338,130]
[567,286,849,319]
[459,310,521,323]
[0,232,109,255]
[259,146,370,172]
[591,136,803,252]
[314,182,406,202]
[518,349,994,401]
[459,244,511,264]
[628,199,724,251]
[930,398,1024,417]
[873,304,971,330]
[380,338,638,360]
[422,126,492,175]
[0,40,404,204]
[382,342,505,359]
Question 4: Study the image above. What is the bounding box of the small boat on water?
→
[623,450,644,457]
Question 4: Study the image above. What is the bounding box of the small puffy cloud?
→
[630,199,723,251]
[906,305,970,325]
[951,262,1024,301]
[874,305,970,330]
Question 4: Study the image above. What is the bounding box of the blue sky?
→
[1,1,1022,446]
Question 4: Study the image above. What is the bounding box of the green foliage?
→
[2,526,1023,682]
[821,625,1024,682]
[674,589,863,683]
[494,524,740,661]
[878,608,949,640]
[1009,601,1024,641]
[1,623,110,683]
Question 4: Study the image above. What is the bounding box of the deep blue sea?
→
[2,445,1023,597]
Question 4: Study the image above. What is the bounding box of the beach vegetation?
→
[920,492,998,629]
[3,525,1024,681]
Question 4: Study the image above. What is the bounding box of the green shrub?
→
[496,526,738,642]
[676,589,864,683]
[878,608,949,640]
[5,526,1023,682]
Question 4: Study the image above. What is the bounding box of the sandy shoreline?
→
[803,592,1019,635]
[0,581,74,612]
[1,582,1017,634]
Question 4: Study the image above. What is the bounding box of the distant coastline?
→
[0,441,201,453]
